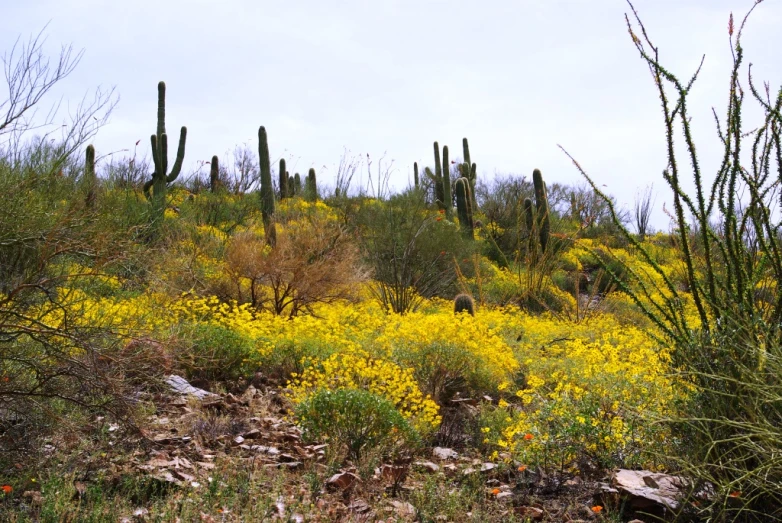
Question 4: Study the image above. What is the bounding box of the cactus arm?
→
[166,126,187,183]
[279,158,287,199]
[413,162,419,188]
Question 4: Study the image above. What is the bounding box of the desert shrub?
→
[288,350,441,435]
[355,188,474,313]
[378,310,519,405]
[223,214,367,317]
[294,388,421,463]
[176,323,253,383]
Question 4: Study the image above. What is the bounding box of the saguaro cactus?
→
[455,177,474,239]
[210,155,220,193]
[432,141,445,207]
[258,126,276,246]
[84,144,96,208]
[442,145,452,217]
[532,169,550,253]
[143,81,187,217]
[279,158,288,199]
[461,138,478,211]
[294,173,302,195]
[413,162,419,189]
[306,168,318,201]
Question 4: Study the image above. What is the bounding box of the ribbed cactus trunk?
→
[294,173,302,195]
[85,144,96,208]
[258,126,276,246]
[532,169,550,253]
[433,141,445,208]
[210,155,220,193]
[442,145,452,218]
[455,177,474,240]
[144,81,187,222]
[306,168,318,201]
[462,137,477,211]
[279,158,288,199]
[523,197,535,255]
[413,162,419,189]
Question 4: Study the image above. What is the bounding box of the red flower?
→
[1,485,12,494]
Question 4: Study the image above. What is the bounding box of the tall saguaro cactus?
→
[532,169,550,253]
[455,177,474,239]
[442,145,452,217]
[84,144,96,208]
[279,159,288,199]
[432,141,445,207]
[143,81,187,218]
[462,137,478,211]
[210,156,220,193]
[258,126,276,246]
[306,167,318,201]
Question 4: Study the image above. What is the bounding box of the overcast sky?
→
[2,0,780,229]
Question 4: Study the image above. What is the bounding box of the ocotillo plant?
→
[442,145,452,217]
[210,156,220,193]
[305,168,318,201]
[279,158,288,199]
[143,81,187,219]
[453,293,475,316]
[258,126,276,246]
[532,168,550,253]
[85,144,96,208]
[455,177,474,239]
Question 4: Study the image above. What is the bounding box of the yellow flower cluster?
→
[288,350,442,434]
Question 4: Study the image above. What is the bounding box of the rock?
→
[326,471,360,490]
[516,506,544,519]
[611,469,685,510]
[165,375,217,399]
[433,447,458,460]
[496,491,513,501]
[390,500,416,518]
[414,461,440,473]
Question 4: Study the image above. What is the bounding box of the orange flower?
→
[1,485,11,494]
[436,217,442,222]
[591,505,603,513]
[729,491,741,498]
[491,488,500,495]
[438,209,445,214]
[523,433,534,441]
[517,465,527,472]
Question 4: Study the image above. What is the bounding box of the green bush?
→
[177,323,253,383]
[294,388,421,463]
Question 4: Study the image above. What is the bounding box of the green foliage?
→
[355,189,474,313]
[178,323,253,383]
[143,81,187,222]
[294,388,421,463]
